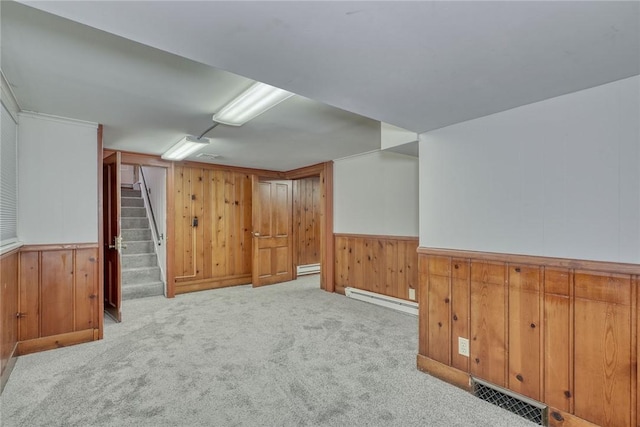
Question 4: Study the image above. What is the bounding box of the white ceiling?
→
[4,1,639,170]
[1,2,380,171]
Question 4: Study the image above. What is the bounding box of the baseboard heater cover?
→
[472,377,547,425]
[297,263,320,276]
[345,287,418,316]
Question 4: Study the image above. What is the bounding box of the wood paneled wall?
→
[416,247,640,427]
[16,245,100,356]
[334,234,418,301]
[1,248,19,391]
[293,176,320,267]
[174,165,253,293]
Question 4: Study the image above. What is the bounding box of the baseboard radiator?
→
[297,263,320,276]
[472,378,547,425]
[345,287,418,316]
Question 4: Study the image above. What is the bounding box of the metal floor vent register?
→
[472,378,547,425]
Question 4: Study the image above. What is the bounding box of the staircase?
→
[121,188,164,300]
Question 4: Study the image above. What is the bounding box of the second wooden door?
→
[103,152,122,321]
[252,177,293,287]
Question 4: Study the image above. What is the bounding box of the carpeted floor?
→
[1,276,536,426]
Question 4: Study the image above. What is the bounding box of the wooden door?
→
[252,177,293,287]
[103,152,122,321]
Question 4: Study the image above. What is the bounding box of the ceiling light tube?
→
[161,136,211,161]
[213,82,294,126]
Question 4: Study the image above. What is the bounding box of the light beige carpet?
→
[1,275,535,426]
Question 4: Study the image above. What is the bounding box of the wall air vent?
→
[472,378,546,425]
[196,153,221,160]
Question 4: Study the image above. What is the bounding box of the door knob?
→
[109,236,127,251]
[252,232,260,237]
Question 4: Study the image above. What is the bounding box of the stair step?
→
[122,228,151,241]
[121,189,142,198]
[122,217,149,229]
[122,207,146,218]
[122,253,158,268]
[121,197,144,207]
[123,241,155,254]
[122,266,161,284]
[122,281,164,300]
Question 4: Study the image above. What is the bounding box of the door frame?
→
[121,161,170,297]
[284,162,334,292]
[97,126,104,338]
[102,150,176,298]
[102,151,122,322]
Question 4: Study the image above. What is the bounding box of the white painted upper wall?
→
[334,150,419,237]
[419,76,640,263]
[1,72,20,120]
[18,113,98,244]
[381,122,418,150]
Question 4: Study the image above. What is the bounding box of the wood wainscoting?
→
[334,234,418,301]
[17,244,100,356]
[416,247,640,427]
[1,247,19,392]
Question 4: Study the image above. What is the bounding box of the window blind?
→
[1,103,18,244]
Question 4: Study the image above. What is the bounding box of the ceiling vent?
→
[196,153,221,160]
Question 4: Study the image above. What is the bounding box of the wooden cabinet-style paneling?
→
[174,165,252,293]
[17,246,99,355]
[418,254,429,357]
[470,261,506,387]
[293,177,320,267]
[364,238,382,295]
[573,272,633,427]
[1,249,19,387]
[425,256,451,365]
[416,247,640,427]
[451,259,470,372]
[18,251,39,341]
[507,265,541,400]
[334,234,418,302]
[41,250,74,337]
[75,248,99,331]
[544,269,573,413]
[427,274,450,364]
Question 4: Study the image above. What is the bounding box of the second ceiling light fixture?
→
[162,82,294,161]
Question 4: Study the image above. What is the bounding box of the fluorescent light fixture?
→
[213,82,294,126]
[161,136,211,161]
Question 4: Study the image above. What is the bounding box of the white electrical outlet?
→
[409,288,416,301]
[458,337,470,357]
